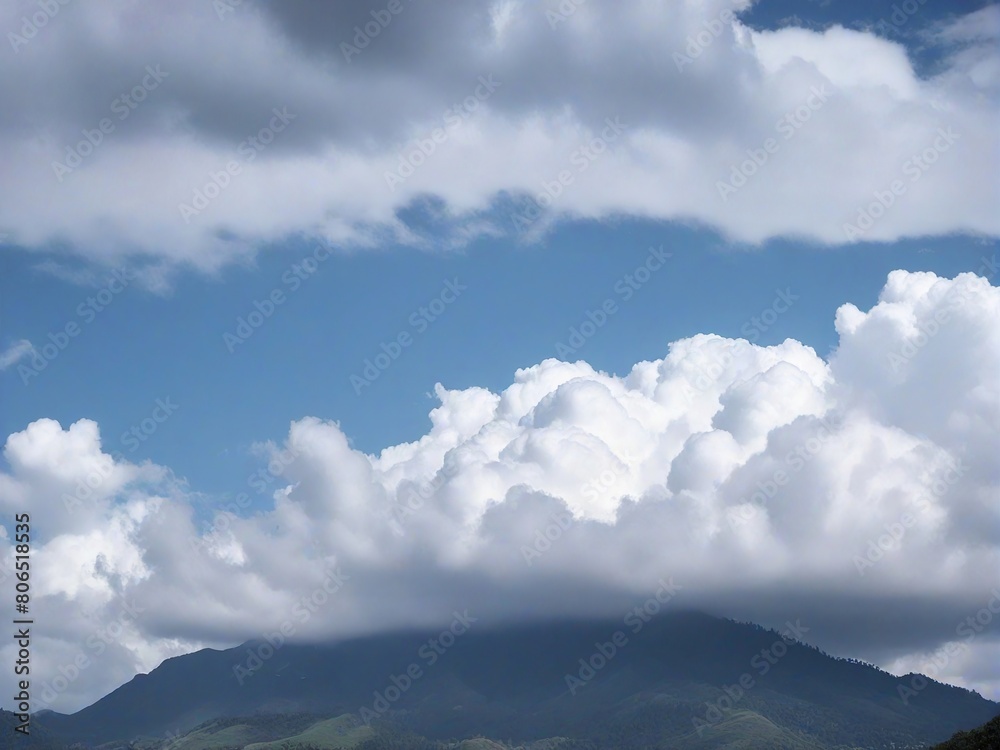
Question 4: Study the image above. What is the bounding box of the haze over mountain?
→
[30,613,1000,749]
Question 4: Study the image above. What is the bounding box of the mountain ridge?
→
[35,611,999,749]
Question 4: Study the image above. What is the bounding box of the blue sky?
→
[0,0,998,714]
[2,224,991,503]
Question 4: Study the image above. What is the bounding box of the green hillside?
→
[675,709,826,750]
[931,714,1000,749]
[126,714,332,750]
[246,714,374,749]
[36,613,1000,750]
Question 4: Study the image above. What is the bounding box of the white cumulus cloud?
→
[1,268,998,710]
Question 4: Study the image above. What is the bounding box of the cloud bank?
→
[1,267,998,710]
[0,0,997,275]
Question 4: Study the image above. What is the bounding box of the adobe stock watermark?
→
[886,255,997,373]
[359,610,477,724]
[18,267,135,385]
[509,116,627,234]
[554,244,671,357]
[213,0,247,21]
[843,127,959,241]
[51,65,169,182]
[388,465,460,533]
[223,239,333,353]
[386,421,507,534]
[178,106,296,223]
[520,510,574,566]
[340,0,413,63]
[853,454,966,576]
[680,339,751,405]
[716,86,830,202]
[8,0,72,54]
[127,727,186,750]
[383,75,500,192]
[679,286,799,404]
[350,278,467,394]
[35,596,147,710]
[232,566,351,685]
[546,0,587,28]
[191,441,316,555]
[727,412,842,530]
[873,0,929,37]
[564,578,682,695]
[738,287,799,345]
[122,397,179,452]
[897,589,1000,705]
[247,439,313,496]
[673,4,739,70]
[60,397,179,513]
[60,452,123,513]
[521,460,637,565]
[693,619,810,735]
[189,492,254,555]
[388,470,458,536]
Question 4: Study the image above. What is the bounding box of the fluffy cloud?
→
[1,268,997,710]
[0,1,997,278]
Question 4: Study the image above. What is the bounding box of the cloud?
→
[0,1,996,276]
[1,267,997,710]
[0,339,34,370]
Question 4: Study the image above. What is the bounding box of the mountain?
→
[0,709,65,750]
[36,611,999,749]
[931,713,1000,749]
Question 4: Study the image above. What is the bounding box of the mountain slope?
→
[931,713,1000,749]
[37,612,999,749]
[0,709,65,750]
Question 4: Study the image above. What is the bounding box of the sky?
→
[0,0,998,714]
